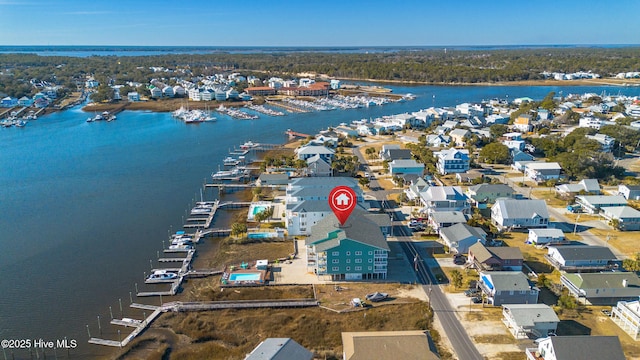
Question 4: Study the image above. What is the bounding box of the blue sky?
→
[1,0,639,46]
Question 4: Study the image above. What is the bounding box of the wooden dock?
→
[110,318,143,328]
[130,303,159,311]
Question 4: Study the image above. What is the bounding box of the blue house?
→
[1,97,18,108]
[388,159,425,176]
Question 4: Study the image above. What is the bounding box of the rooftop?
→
[342,331,439,360]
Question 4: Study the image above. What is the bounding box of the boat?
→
[223,157,238,165]
[147,271,178,281]
[365,292,389,302]
[240,141,257,150]
[169,243,193,250]
[93,113,103,121]
[15,120,27,127]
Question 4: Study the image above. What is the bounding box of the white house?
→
[545,245,618,272]
[586,133,615,153]
[524,162,562,183]
[526,228,565,246]
[295,145,335,162]
[127,92,140,102]
[574,195,627,214]
[435,148,470,175]
[525,336,625,360]
[418,186,470,214]
[611,300,640,340]
[491,199,549,230]
[502,304,559,339]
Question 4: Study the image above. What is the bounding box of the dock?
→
[110,318,143,328]
[182,200,219,230]
[130,303,160,311]
[285,129,311,139]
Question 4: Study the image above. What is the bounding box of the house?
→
[524,162,562,183]
[1,96,17,107]
[513,114,533,132]
[162,86,174,98]
[526,228,566,246]
[525,336,625,360]
[611,299,640,340]
[306,209,389,280]
[285,177,363,236]
[440,223,487,254]
[601,206,640,231]
[466,184,515,207]
[455,170,484,184]
[244,338,313,360]
[305,154,333,177]
[491,199,549,230]
[502,304,559,339]
[618,184,640,200]
[149,86,163,98]
[427,211,468,233]
[425,134,451,147]
[295,145,335,162]
[404,177,430,202]
[18,96,33,107]
[379,147,413,162]
[388,159,424,176]
[586,133,615,153]
[478,271,539,306]
[512,160,533,172]
[449,128,470,147]
[545,245,618,272]
[434,148,470,175]
[554,179,601,197]
[510,149,534,163]
[468,242,523,271]
[127,92,140,102]
[561,272,640,305]
[256,173,289,187]
[341,331,439,360]
[418,186,470,214]
[574,195,627,214]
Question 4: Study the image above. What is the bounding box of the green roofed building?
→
[306,209,390,281]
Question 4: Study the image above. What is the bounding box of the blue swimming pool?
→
[228,273,261,282]
[248,232,274,239]
[252,206,268,215]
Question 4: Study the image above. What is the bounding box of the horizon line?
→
[1,43,640,48]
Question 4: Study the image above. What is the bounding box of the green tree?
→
[358,177,370,187]
[478,142,511,164]
[489,124,509,139]
[231,222,247,237]
[622,253,640,272]
[450,269,463,289]
[557,289,578,310]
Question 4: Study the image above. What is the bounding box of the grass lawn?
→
[440,266,479,292]
[315,283,422,312]
[589,228,640,257]
[500,232,559,281]
[531,189,569,207]
[205,239,294,269]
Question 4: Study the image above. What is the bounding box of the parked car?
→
[464,289,480,297]
[471,296,483,304]
[601,309,612,316]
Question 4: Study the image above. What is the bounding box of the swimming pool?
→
[251,205,268,215]
[228,272,261,282]
[248,232,275,239]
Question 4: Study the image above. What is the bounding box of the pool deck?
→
[222,268,269,286]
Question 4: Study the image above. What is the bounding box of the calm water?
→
[0,84,638,358]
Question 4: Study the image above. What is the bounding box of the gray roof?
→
[529,228,564,237]
[480,271,532,291]
[306,209,390,252]
[602,206,640,219]
[547,336,625,360]
[296,145,335,155]
[306,154,331,166]
[467,183,515,195]
[384,149,413,161]
[563,272,640,292]
[245,338,313,360]
[449,128,470,137]
[502,304,559,327]
[289,177,357,188]
[441,223,486,242]
[494,199,549,219]
[258,173,288,181]
[579,179,600,192]
[576,195,627,206]
[551,245,617,261]
[429,211,467,224]
[389,159,424,168]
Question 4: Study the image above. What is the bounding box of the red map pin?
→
[329,186,357,226]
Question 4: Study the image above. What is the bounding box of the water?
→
[0,84,638,358]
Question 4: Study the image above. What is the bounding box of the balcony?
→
[525,348,543,360]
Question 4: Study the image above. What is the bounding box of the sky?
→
[1,0,639,47]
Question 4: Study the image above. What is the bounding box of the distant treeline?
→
[1,48,640,97]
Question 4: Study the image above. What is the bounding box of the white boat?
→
[147,271,178,281]
[169,243,193,250]
[223,157,238,165]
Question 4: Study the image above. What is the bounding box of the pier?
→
[285,129,311,139]
[266,100,309,113]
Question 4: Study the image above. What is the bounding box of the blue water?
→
[251,206,268,216]
[228,273,262,282]
[0,83,639,358]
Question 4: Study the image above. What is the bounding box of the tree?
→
[231,222,247,237]
[557,289,578,310]
[478,142,511,164]
[622,253,640,272]
[358,177,370,187]
[450,269,463,289]
[252,186,263,201]
[489,124,508,139]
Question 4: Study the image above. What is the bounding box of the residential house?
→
[149,86,163,98]
[525,336,625,360]
[578,116,606,129]
[1,96,17,107]
[526,228,566,246]
[335,125,358,138]
[510,149,534,163]
[468,242,523,271]
[256,173,289,187]
[162,86,174,98]
[388,159,424,176]
[618,184,640,200]
[574,195,627,214]
[601,206,640,231]
[491,199,549,230]
[18,96,33,107]
[478,271,539,306]
[502,132,525,151]
[545,245,618,272]
[285,177,363,236]
[404,177,430,202]
[379,148,413,162]
[127,92,140,102]
[418,186,470,214]
[561,272,640,305]
[513,114,533,132]
[524,162,562,183]
[244,338,313,360]
[512,160,534,172]
[466,183,515,208]
[341,331,439,360]
[502,304,559,339]
[427,211,468,233]
[586,133,615,153]
[440,223,487,254]
[455,170,484,184]
[449,128,470,147]
[554,179,601,197]
[611,299,640,340]
[425,134,451,147]
[434,148,470,175]
[295,145,335,162]
[306,209,389,280]
[305,154,333,177]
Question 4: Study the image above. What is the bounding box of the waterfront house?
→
[466,183,515,208]
[502,304,559,339]
[428,211,468,233]
[449,128,470,147]
[513,114,533,132]
[1,96,17,108]
[574,195,627,214]
[601,206,640,231]
[554,179,601,197]
[611,299,640,340]
[173,86,185,97]
[586,133,615,153]
[246,86,277,96]
[418,186,470,214]
[388,159,424,176]
[149,86,162,99]
[545,245,618,272]
[468,242,523,271]
[256,173,289,187]
[618,184,640,200]
[561,272,640,305]
[435,148,470,175]
[341,331,439,360]
[34,97,49,108]
[440,223,486,254]
[245,338,313,360]
[306,209,389,281]
[162,86,174,98]
[478,271,539,306]
[526,228,566,246]
[524,162,562,183]
[525,336,625,360]
[491,199,549,230]
[295,145,335,163]
[305,154,333,177]
[18,96,33,107]
[127,92,140,102]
